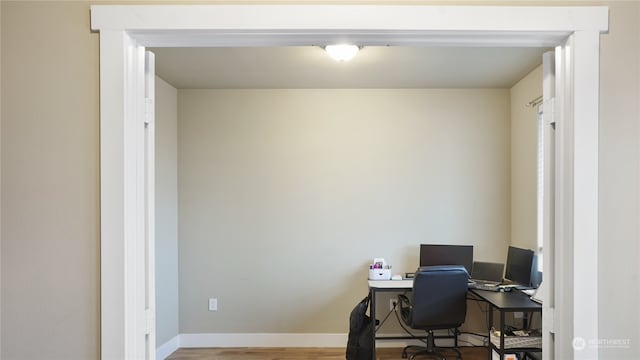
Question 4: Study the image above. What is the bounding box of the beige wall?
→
[509,65,542,252]
[1,2,100,360]
[597,2,640,359]
[177,89,510,333]
[155,76,180,346]
[0,0,638,358]
[0,1,3,355]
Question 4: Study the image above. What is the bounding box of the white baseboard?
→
[373,332,486,348]
[458,333,487,347]
[157,331,486,359]
[180,333,348,347]
[172,332,485,349]
[156,335,180,360]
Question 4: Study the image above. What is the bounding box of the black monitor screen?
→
[419,244,473,274]
[504,246,535,286]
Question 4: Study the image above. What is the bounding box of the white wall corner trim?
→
[90,5,608,360]
[156,335,180,360]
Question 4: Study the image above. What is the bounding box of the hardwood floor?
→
[167,346,488,360]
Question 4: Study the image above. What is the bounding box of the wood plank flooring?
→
[167,346,488,360]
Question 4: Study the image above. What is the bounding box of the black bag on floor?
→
[345,295,373,360]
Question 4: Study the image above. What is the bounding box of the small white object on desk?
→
[391,274,403,281]
[369,268,391,280]
[368,257,393,280]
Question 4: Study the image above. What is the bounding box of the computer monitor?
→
[471,261,504,283]
[419,244,473,274]
[504,246,535,286]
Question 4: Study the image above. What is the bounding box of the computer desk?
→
[468,288,542,360]
[367,280,413,360]
[368,280,542,360]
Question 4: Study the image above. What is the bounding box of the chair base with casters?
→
[401,329,462,360]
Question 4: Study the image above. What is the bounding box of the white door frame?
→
[90,5,608,360]
[541,51,556,360]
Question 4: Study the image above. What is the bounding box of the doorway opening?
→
[91,5,607,360]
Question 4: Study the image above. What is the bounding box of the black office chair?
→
[398,265,469,360]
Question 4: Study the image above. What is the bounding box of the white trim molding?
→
[156,335,179,360]
[91,5,608,360]
[90,5,608,49]
[569,30,601,360]
[92,5,608,32]
[179,333,348,348]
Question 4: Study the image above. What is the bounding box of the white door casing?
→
[144,51,156,360]
[541,50,556,360]
[90,5,608,360]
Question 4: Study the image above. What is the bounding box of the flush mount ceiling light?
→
[324,44,361,62]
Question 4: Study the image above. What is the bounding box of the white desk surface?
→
[368,279,413,289]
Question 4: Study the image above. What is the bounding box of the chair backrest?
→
[408,265,469,330]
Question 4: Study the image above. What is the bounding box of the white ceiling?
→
[150,46,547,89]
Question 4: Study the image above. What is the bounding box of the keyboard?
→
[468,282,501,291]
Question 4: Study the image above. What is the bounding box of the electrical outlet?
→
[514,311,523,319]
[390,298,398,310]
[208,298,218,311]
